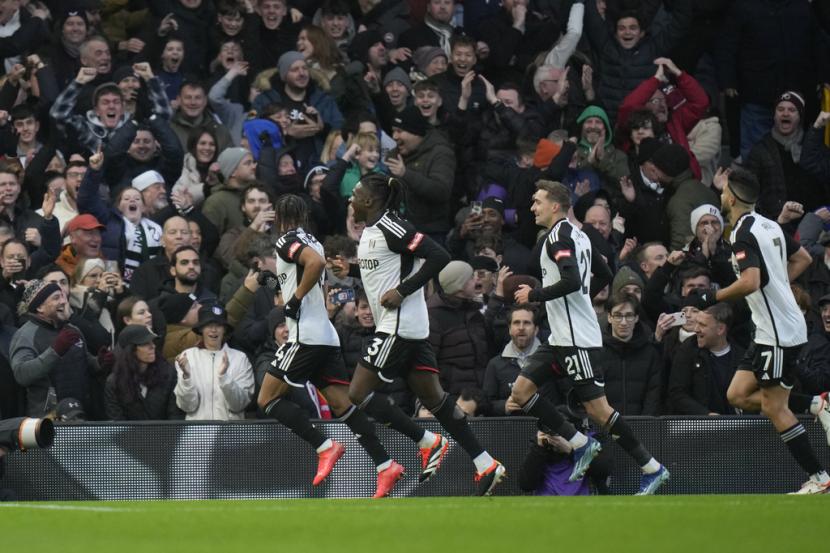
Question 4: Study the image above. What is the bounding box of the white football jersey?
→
[358,211,430,340]
[729,212,806,347]
[539,219,602,348]
[275,227,340,346]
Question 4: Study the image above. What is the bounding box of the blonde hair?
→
[352,131,379,151]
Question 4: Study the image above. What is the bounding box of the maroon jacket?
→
[616,72,709,179]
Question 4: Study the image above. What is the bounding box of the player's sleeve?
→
[731,226,761,272]
[783,229,801,259]
[275,233,306,264]
[381,217,450,297]
[528,233,581,302]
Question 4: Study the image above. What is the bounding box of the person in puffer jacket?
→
[174,304,254,420]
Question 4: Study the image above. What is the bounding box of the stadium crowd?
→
[1,0,830,495]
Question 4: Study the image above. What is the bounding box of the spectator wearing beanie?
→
[746,90,826,219]
[202,147,256,236]
[388,105,455,240]
[252,51,344,168]
[382,67,412,114]
[411,46,448,79]
[10,280,102,418]
[650,143,718,250]
[574,105,630,194]
[679,204,736,290]
[428,261,494,396]
[611,266,645,301]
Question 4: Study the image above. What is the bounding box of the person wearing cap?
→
[447,196,530,274]
[387,105,455,240]
[10,279,102,418]
[105,325,181,420]
[688,165,830,494]
[650,142,718,250]
[76,149,163,282]
[202,146,257,235]
[159,291,202,362]
[616,57,708,180]
[113,66,142,117]
[746,90,826,219]
[411,46,448,79]
[56,213,105,278]
[40,8,83,88]
[427,261,493,396]
[174,304,254,421]
[251,50,343,168]
[610,265,644,302]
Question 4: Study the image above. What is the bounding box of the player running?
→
[689,167,830,494]
[510,180,670,495]
[257,194,402,498]
[333,174,506,496]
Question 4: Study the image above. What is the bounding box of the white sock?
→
[417,430,437,449]
[812,471,830,484]
[641,458,660,474]
[473,451,494,473]
[809,396,824,416]
[376,460,393,473]
[315,439,333,453]
[568,431,588,449]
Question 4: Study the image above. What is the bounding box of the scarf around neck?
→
[425,15,453,56]
[771,126,804,164]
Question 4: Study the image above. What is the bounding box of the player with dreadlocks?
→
[258,194,404,498]
[331,174,507,495]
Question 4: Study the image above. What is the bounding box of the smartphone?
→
[385,148,399,162]
[103,260,119,274]
[668,312,687,328]
[470,201,483,216]
[331,288,356,305]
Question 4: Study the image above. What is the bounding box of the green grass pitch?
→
[0,496,824,552]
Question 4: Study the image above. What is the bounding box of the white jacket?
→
[174,343,254,421]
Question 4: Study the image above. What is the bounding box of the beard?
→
[177,274,199,286]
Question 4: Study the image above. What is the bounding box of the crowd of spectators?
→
[0,0,830,495]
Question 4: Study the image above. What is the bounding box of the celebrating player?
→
[510,180,670,495]
[689,167,830,494]
[257,194,403,498]
[335,174,507,496]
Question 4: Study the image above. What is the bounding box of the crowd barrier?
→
[4,417,829,500]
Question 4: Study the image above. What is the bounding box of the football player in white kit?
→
[335,174,507,496]
[257,194,403,498]
[688,167,830,494]
[510,180,670,495]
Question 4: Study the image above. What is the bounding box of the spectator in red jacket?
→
[616,57,708,179]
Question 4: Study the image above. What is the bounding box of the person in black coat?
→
[596,292,662,416]
[796,295,830,395]
[668,302,743,415]
[104,325,181,420]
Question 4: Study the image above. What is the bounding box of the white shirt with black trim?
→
[729,212,806,347]
[358,211,429,340]
[540,219,602,348]
[275,227,340,346]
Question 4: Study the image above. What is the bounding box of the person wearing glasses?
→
[596,292,662,417]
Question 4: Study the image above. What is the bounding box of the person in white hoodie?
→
[174,304,254,420]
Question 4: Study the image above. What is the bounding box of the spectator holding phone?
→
[668,303,744,415]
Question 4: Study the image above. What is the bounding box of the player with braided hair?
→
[332,174,507,496]
[258,194,403,498]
